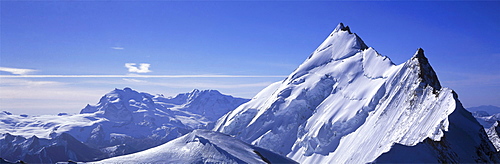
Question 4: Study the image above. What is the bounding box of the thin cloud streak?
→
[0,78,64,86]
[0,67,38,75]
[122,78,148,83]
[121,79,275,89]
[0,75,287,78]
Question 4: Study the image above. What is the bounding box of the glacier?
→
[215,23,499,163]
[0,88,248,163]
[2,23,498,163]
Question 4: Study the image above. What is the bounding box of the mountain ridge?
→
[0,88,249,163]
[95,129,297,164]
[214,23,499,163]
[2,23,498,163]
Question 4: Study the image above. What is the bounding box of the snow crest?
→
[215,23,495,163]
[94,129,297,164]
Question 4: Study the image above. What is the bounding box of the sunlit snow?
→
[215,23,498,163]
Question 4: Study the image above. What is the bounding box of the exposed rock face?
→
[215,23,499,163]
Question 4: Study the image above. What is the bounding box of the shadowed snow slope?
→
[469,105,500,128]
[469,105,500,114]
[0,133,105,163]
[214,23,499,163]
[93,129,297,164]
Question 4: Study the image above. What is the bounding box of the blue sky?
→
[1,1,499,115]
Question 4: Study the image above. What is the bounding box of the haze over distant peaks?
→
[1,23,499,163]
[0,88,248,163]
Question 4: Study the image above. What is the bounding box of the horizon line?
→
[0,74,288,78]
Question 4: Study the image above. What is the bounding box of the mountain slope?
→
[376,97,498,162]
[94,129,297,164]
[0,88,248,163]
[473,112,500,129]
[0,133,105,163]
[487,121,500,151]
[468,105,500,114]
[214,23,499,163]
[468,105,500,128]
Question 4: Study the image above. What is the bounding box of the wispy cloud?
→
[0,79,108,115]
[122,78,148,83]
[0,76,282,114]
[111,47,124,50]
[138,81,274,89]
[125,63,151,73]
[0,67,38,75]
[180,82,274,89]
[0,79,98,100]
[0,78,63,86]
[93,78,277,89]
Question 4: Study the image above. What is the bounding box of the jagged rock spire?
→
[334,23,352,34]
[411,48,442,90]
[216,23,499,163]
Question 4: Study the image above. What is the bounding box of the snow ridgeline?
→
[1,23,499,163]
[93,129,297,164]
[214,23,499,163]
[0,88,248,163]
[487,121,500,151]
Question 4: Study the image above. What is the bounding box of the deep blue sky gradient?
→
[1,1,499,114]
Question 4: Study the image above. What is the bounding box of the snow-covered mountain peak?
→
[80,87,154,115]
[215,23,499,163]
[178,89,249,121]
[95,129,297,164]
[333,22,345,32]
[1,88,249,162]
[157,89,225,105]
[75,87,248,130]
[186,89,223,101]
[290,23,368,80]
[413,47,425,58]
[408,48,442,90]
[333,22,351,34]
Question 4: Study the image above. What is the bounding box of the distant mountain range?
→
[0,88,248,163]
[468,105,500,128]
[2,23,499,163]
